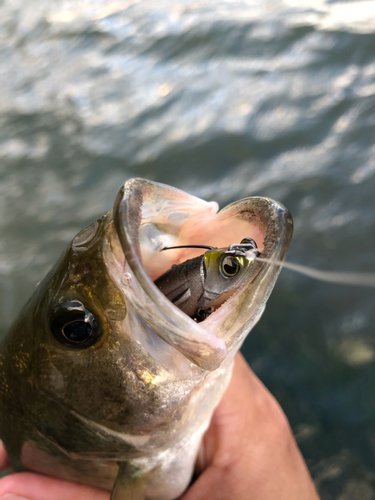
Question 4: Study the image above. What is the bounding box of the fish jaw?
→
[109,178,293,371]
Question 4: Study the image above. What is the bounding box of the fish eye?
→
[220,255,241,278]
[49,301,101,348]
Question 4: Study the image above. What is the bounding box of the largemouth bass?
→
[0,178,293,500]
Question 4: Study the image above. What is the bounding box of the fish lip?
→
[112,178,227,371]
[201,196,293,339]
[112,178,293,371]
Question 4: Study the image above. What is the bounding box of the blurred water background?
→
[1,0,375,497]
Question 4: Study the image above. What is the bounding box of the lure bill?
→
[0,178,293,500]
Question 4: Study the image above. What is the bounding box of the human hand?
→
[0,447,109,500]
[179,353,320,500]
[0,353,319,500]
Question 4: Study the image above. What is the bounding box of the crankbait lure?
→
[154,238,260,321]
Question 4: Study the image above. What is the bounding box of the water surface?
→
[1,0,375,497]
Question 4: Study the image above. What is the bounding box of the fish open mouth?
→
[110,178,293,371]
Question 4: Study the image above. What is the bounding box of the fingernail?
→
[0,495,30,500]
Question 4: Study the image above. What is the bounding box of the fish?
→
[0,178,293,500]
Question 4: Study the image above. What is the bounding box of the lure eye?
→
[220,255,241,278]
[49,301,101,348]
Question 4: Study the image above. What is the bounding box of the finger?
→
[184,353,320,500]
[0,472,110,500]
[0,442,10,470]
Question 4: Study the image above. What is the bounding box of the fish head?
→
[111,178,293,365]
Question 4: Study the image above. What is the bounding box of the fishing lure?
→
[154,238,260,321]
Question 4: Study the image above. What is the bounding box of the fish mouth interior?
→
[139,199,267,325]
[111,178,292,370]
[140,201,266,282]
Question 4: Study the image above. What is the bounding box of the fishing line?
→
[250,253,375,288]
[161,245,375,288]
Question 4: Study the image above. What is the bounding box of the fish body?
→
[0,178,293,499]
